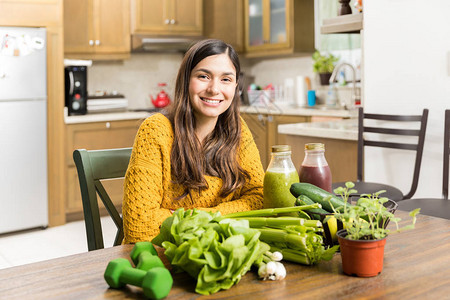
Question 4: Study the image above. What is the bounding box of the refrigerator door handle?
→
[68,71,74,95]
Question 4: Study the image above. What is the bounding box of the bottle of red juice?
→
[299,143,332,192]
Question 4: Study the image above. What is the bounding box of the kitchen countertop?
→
[241,104,356,118]
[65,105,355,124]
[278,118,358,141]
[64,108,153,124]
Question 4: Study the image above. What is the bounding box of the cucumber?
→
[290,182,351,213]
[295,195,330,219]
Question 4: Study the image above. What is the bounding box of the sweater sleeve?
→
[200,118,265,215]
[122,116,172,243]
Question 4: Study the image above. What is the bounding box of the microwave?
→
[65,66,87,115]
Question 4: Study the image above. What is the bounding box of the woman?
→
[122,39,264,243]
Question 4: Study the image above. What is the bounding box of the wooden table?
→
[1,210,450,299]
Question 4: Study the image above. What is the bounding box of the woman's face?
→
[189,53,237,123]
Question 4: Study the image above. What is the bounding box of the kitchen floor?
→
[0,216,116,270]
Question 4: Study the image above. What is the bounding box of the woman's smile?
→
[200,97,223,105]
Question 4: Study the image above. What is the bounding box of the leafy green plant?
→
[327,182,420,241]
[312,50,339,74]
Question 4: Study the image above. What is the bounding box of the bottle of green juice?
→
[263,145,299,209]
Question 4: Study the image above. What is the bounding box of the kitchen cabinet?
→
[64,0,130,60]
[242,113,309,169]
[131,0,203,36]
[203,0,244,53]
[65,119,143,221]
[244,0,314,57]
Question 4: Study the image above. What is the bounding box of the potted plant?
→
[312,50,339,85]
[327,182,420,277]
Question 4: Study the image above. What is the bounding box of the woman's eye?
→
[198,74,209,79]
[222,77,232,82]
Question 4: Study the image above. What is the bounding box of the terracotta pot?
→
[337,229,387,277]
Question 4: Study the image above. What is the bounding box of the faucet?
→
[329,62,361,109]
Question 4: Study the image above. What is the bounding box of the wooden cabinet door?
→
[96,0,130,53]
[132,0,202,35]
[241,113,269,169]
[132,0,168,33]
[67,120,142,166]
[245,0,290,53]
[64,0,130,58]
[171,0,203,34]
[244,0,314,57]
[270,114,309,146]
[203,0,244,53]
[64,0,94,54]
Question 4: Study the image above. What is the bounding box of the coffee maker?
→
[65,66,87,115]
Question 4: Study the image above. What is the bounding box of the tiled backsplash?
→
[87,53,184,109]
[87,53,331,109]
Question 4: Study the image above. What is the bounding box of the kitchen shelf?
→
[321,13,363,34]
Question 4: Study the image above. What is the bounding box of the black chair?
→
[333,107,429,201]
[397,110,450,219]
[73,148,132,251]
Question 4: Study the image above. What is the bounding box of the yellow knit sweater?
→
[122,113,264,243]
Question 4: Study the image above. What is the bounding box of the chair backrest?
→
[73,148,132,251]
[357,107,429,199]
[443,110,450,199]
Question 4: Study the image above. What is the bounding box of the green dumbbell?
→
[130,242,164,270]
[104,258,173,300]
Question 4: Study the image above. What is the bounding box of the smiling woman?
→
[189,52,237,140]
[122,39,264,243]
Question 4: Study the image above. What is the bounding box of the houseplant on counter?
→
[312,50,339,85]
[328,182,420,277]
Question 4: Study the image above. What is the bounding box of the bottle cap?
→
[305,143,325,150]
[271,145,291,153]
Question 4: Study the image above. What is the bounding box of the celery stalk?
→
[270,247,311,265]
[302,220,322,227]
[256,228,308,252]
[232,217,305,227]
[220,204,321,219]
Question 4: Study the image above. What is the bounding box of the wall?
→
[88,53,183,109]
[363,0,450,198]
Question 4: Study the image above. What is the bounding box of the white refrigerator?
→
[0,26,48,234]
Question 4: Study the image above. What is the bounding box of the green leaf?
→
[345,181,355,188]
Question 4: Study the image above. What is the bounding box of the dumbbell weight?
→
[104,258,173,299]
[130,242,165,270]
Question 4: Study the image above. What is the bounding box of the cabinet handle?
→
[257,114,266,126]
[170,19,176,25]
[89,40,94,46]
[95,40,100,46]
[105,122,111,129]
[165,19,170,24]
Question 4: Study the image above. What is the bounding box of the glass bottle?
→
[263,145,299,209]
[299,143,332,192]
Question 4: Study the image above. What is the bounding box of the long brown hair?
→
[166,39,249,201]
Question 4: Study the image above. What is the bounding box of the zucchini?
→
[290,182,351,213]
[295,195,330,219]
